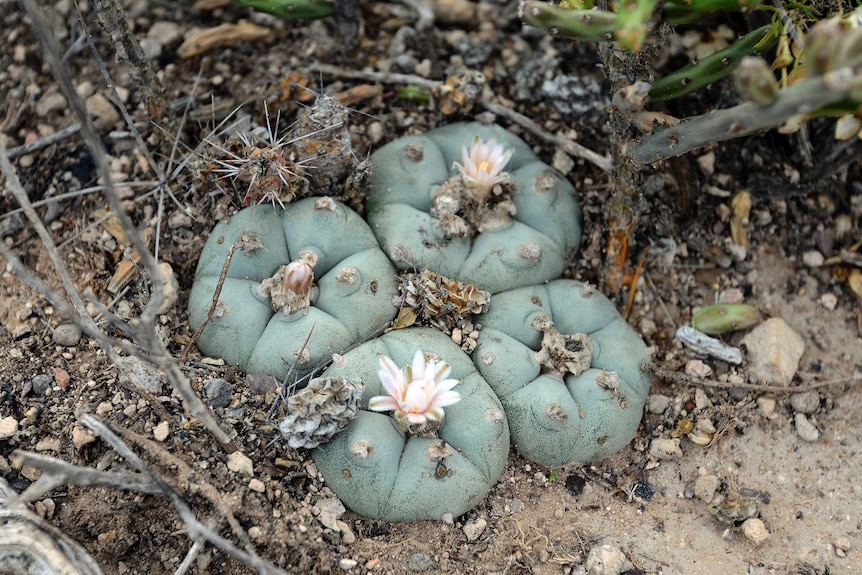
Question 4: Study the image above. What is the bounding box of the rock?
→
[832,536,851,557]
[52,323,82,346]
[35,91,67,117]
[0,416,19,439]
[248,478,265,493]
[586,544,633,575]
[53,368,70,389]
[790,391,820,414]
[685,360,712,378]
[156,262,179,315]
[408,553,434,572]
[819,293,838,311]
[694,387,713,410]
[204,378,233,408]
[85,93,120,130]
[336,520,356,544]
[742,518,769,545]
[315,498,346,531]
[35,437,62,452]
[649,438,682,460]
[72,425,98,449]
[30,374,53,396]
[152,421,170,442]
[647,394,671,414]
[794,413,820,442]
[463,518,487,541]
[117,356,162,393]
[741,318,804,385]
[694,473,720,502]
[147,21,182,46]
[802,250,825,268]
[339,558,357,570]
[756,397,776,417]
[227,451,254,477]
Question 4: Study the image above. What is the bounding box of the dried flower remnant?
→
[430,136,517,237]
[279,376,364,449]
[258,251,317,314]
[532,314,593,377]
[393,269,490,353]
[368,350,462,434]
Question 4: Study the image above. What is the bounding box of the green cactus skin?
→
[367,122,582,295]
[633,67,861,163]
[231,0,333,20]
[473,280,651,466]
[649,24,776,102]
[519,1,619,43]
[311,328,510,521]
[188,198,398,380]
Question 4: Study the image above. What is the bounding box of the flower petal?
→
[406,412,428,424]
[425,407,445,421]
[368,395,399,412]
[404,382,430,413]
[431,390,461,408]
[378,355,405,399]
[433,361,452,383]
[410,349,426,382]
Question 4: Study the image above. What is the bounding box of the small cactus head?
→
[368,349,462,434]
[453,136,514,191]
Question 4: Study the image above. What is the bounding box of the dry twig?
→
[645,362,862,393]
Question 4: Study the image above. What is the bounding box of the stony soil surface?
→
[1,1,861,574]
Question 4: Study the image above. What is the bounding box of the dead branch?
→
[0,478,104,575]
[645,362,862,393]
[16,0,236,452]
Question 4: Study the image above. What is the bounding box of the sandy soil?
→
[1,1,861,574]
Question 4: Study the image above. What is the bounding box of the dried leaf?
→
[178,23,272,59]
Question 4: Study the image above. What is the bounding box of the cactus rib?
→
[519,1,619,43]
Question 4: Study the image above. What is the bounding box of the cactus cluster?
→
[190,123,652,521]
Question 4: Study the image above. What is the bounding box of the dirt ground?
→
[1,1,862,574]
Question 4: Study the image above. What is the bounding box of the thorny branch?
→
[645,362,862,393]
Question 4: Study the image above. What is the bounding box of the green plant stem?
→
[631,68,860,163]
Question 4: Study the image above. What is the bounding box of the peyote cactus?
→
[367,122,583,295]
[473,279,651,466]
[187,197,398,381]
[310,328,510,521]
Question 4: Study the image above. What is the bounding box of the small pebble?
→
[204,378,233,408]
[441,512,454,525]
[832,536,851,557]
[1,416,21,439]
[694,473,720,502]
[52,323,82,346]
[30,374,53,396]
[85,93,120,130]
[819,293,838,311]
[339,558,357,570]
[790,391,820,414]
[248,526,262,540]
[463,517,487,541]
[585,544,633,575]
[685,360,712,379]
[694,387,713,410]
[741,318,804,386]
[152,421,170,442]
[227,451,254,476]
[53,368,70,389]
[756,397,776,417]
[72,425,97,449]
[156,262,179,315]
[248,478,266,493]
[802,250,825,268]
[408,552,434,572]
[794,413,820,442]
[35,437,62,452]
[649,438,682,460]
[647,394,671,414]
[742,517,769,546]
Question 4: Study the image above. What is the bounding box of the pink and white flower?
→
[453,136,514,190]
[368,349,462,429]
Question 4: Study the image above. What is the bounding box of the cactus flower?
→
[453,136,514,190]
[368,349,461,429]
